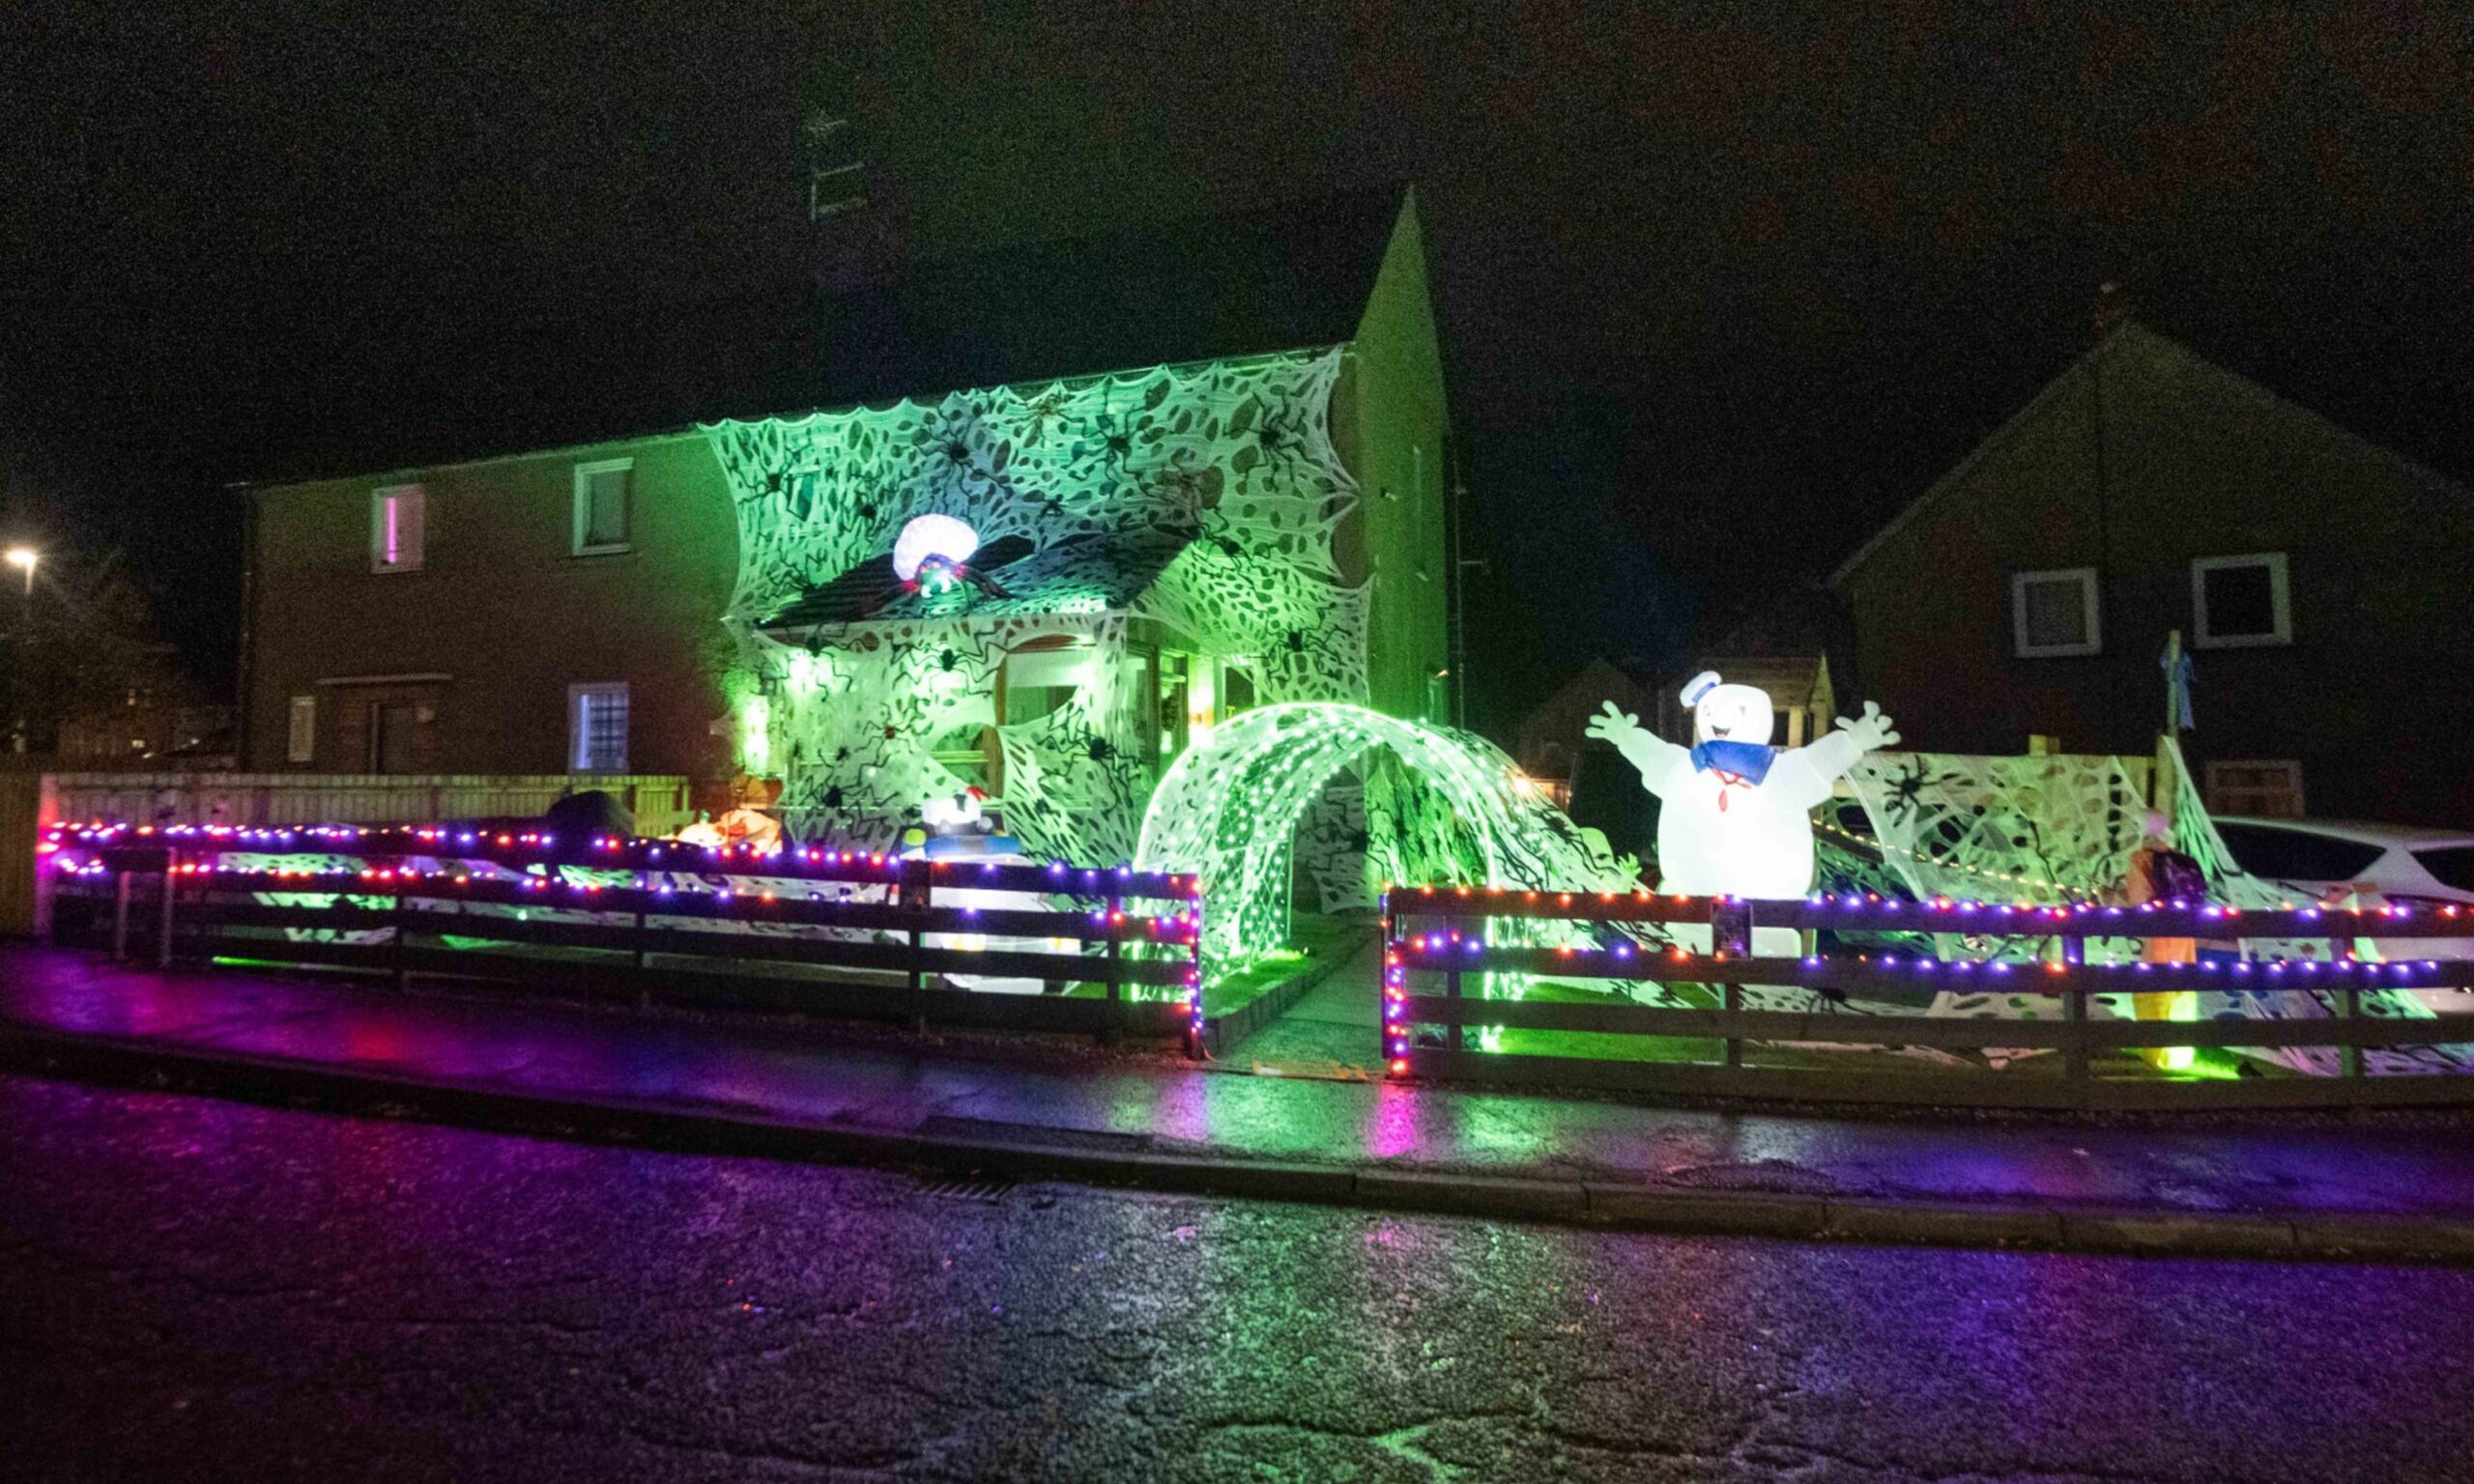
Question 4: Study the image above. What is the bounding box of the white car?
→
[2210,816,2474,962]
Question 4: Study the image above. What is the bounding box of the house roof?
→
[759,527,1194,630]
[1827,320,2474,589]
[1690,655,1831,709]
[252,188,1414,486]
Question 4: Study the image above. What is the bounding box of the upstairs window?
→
[371,484,424,572]
[2192,553,2290,648]
[2011,567,2100,657]
[572,458,633,554]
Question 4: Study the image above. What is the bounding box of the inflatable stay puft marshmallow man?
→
[1586,671,1899,899]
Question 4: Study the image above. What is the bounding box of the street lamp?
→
[2,547,29,754]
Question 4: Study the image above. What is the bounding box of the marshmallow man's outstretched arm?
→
[1769,701,1900,809]
[1585,700,1688,797]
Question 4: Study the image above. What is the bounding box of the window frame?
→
[2203,758,2307,820]
[2009,566,2102,658]
[2190,552,2291,649]
[370,483,425,573]
[567,682,630,773]
[286,695,317,764]
[570,457,635,556]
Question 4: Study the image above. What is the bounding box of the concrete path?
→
[7,945,2474,1262]
[1219,935,1382,1076]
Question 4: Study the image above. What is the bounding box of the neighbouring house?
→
[238,189,1454,866]
[1651,655,1835,751]
[1512,657,1654,807]
[54,683,234,766]
[1828,320,2474,828]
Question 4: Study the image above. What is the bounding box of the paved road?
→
[5,1074,2471,1483]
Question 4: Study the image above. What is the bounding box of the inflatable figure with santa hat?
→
[1587,671,1899,900]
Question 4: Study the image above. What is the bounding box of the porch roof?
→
[758,526,1194,630]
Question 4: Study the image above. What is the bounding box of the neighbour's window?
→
[569,683,630,772]
[2010,567,2100,657]
[572,458,633,554]
[2191,554,2290,648]
[2203,759,2305,820]
[286,696,316,763]
[2212,822,2384,883]
[371,484,424,572]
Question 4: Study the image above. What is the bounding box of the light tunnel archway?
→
[1133,702,1634,967]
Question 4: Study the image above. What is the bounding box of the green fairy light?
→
[1135,701,1637,974]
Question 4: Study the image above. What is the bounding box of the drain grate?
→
[915,1176,1014,1203]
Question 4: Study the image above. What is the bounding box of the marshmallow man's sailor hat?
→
[1680,671,1723,706]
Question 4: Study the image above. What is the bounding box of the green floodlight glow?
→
[740,694,773,775]
[1133,701,1636,971]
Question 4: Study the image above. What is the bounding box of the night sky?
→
[4,2,2467,733]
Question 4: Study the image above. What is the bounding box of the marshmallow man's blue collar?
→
[1689,739,1776,785]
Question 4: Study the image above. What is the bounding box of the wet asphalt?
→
[14,945,2474,1224]
[5,1073,2472,1483]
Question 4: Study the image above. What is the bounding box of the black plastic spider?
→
[1878,758,1961,826]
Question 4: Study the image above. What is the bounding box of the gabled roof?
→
[253,189,1415,485]
[760,528,1194,630]
[1688,655,1830,710]
[1828,320,2474,589]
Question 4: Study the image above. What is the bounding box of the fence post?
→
[156,849,177,967]
[391,878,411,992]
[1104,895,1124,1005]
[1095,890,1126,1046]
[632,900,650,1010]
[903,860,930,1029]
[1376,895,1393,1068]
[2339,983,2364,1079]
[2059,932,2088,1101]
[1443,923,1464,1054]
[1187,891,1206,1061]
[112,866,132,961]
[1712,898,1751,1070]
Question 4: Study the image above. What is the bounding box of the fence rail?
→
[1383,885,2474,1110]
[46,824,1203,1047]
[0,772,695,935]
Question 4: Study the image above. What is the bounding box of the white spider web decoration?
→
[701,350,1373,865]
[1833,742,2464,1076]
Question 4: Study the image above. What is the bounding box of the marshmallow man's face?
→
[921,791,985,829]
[1693,683,1774,748]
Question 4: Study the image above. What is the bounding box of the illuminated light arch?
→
[1134,702,1636,967]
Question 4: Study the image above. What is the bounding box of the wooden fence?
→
[40,772,693,833]
[1,773,691,935]
[47,824,1202,1046]
[1382,886,2474,1109]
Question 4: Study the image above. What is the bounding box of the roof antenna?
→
[2092,280,2130,341]
[804,111,867,223]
